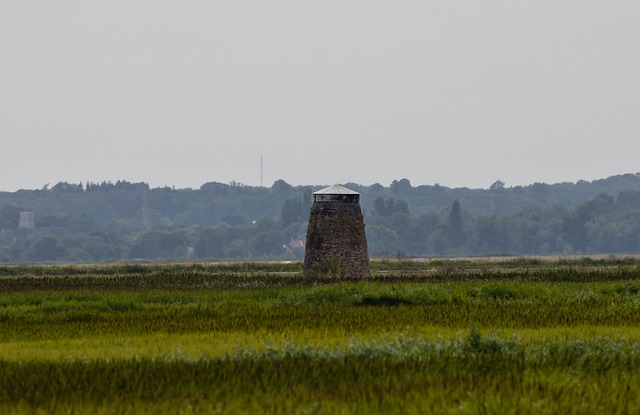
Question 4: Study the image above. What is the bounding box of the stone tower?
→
[303,184,370,278]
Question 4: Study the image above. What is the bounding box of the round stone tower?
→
[303,184,370,278]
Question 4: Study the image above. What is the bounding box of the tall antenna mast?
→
[260,154,264,187]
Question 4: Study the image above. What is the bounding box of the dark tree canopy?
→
[1,174,640,263]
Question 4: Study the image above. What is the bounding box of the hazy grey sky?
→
[2,1,639,191]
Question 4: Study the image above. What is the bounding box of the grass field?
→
[1,258,640,413]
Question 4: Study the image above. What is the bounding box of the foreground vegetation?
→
[2,258,640,413]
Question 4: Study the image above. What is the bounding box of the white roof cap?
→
[313,184,359,195]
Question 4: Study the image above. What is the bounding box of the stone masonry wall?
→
[303,202,370,278]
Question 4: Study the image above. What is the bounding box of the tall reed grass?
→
[2,260,640,413]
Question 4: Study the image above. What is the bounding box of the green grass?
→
[2,259,640,413]
[3,333,640,414]
[3,257,640,293]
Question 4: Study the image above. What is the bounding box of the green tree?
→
[366,224,399,256]
[194,228,225,259]
[449,200,463,248]
[27,236,66,262]
[280,198,305,227]
[0,205,22,230]
[271,179,294,199]
[563,194,615,252]
[67,213,97,233]
[250,228,284,257]
[128,230,187,260]
[390,178,412,193]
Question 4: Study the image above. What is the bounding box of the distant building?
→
[283,239,305,256]
[303,184,370,278]
[289,240,305,250]
[19,211,35,229]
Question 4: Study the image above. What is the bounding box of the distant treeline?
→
[1,174,640,263]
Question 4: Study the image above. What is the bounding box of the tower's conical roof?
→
[313,184,359,195]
